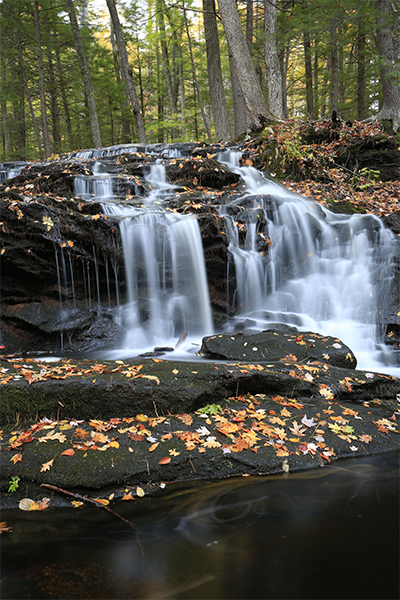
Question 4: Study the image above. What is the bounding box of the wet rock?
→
[200,330,357,369]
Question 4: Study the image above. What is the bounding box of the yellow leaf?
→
[148,442,159,452]
[71,500,84,508]
[40,458,54,472]
[1,248,5,255]
[42,216,54,231]
[108,441,119,449]
[142,375,160,385]
[136,486,145,497]
[94,498,109,506]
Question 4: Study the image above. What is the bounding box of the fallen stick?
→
[41,483,139,531]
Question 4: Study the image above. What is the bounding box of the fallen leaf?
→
[122,491,134,500]
[158,457,171,465]
[40,458,54,472]
[61,448,75,456]
[136,487,145,497]
[10,453,22,464]
[0,521,12,533]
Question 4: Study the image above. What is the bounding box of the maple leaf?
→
[40,458,54,472]
[203,436,221,448]
[319,385,335,399]
[359,434,372,443]
[289,421,306,436]
[122,491,134,500]
[276,447,289,457]
[10,453,22,464]
[216,422,238,436]
[196,426,212,436]
[301,415,317,427]
[42,215,54,231]
[169,449,180,456]
[74,428,90,439]
[178,414,193,426]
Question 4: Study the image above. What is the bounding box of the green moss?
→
[326,200,367,214]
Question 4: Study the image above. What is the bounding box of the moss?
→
[326,200,367,214]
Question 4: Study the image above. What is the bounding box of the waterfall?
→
[75,160,213,354]
[219,151,398,372]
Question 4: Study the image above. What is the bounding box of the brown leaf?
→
[10,453,22,464]
[61,448,75,456]
[40,458,54,472]
[158,457,171,465]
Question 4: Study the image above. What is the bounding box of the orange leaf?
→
[11,453,22,464]
[61,448,75,456]
[158,457,171,465]
[122,491,134,500]
[40,458,54,472]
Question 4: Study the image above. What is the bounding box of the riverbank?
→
[1,331,399,508]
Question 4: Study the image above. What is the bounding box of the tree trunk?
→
[47,49,61,154]
[203,0,231,141]
[11,0,43,159]
[65,0,102,147]
[246,0,253,52]
[156,0,178,130]
[264,0,283,118]
[0,40,12,157]
[55,47,73,147]
[110,21,131,143]
[228,51,249,136]
[33,0,50,157]
[374,0,400,131]
[106,0,147,144]
[302,1,314,120]
[357,16,366,120]
[330,17,339,115]
[182,0,212,143]
[218,0,274,130]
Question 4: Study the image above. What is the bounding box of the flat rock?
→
[200,330,357,369]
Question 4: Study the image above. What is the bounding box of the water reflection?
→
[1,452,399,599]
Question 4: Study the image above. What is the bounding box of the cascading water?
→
[74,159,213,355]
[219,151,398,373]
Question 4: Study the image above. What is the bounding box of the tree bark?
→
[110,21,131,143]
[374,0,400,131]
[11,0,43,160]
[330,17,339,115]
[218,0,274,130]
[264,0,283,118]
[246,0,253,52]
[106,0,147,144]
[182,0,212,142]
[357,16,366,120]
[156,0,178,133]
[203,0,231,141]
[33,0,50,157]
[302,1,314,119]
[65,0,102,148]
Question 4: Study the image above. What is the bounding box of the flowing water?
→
[218,151,399,374]
[1,451,398,599]
[74,159,213,356]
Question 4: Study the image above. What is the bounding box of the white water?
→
[75,160,213,355]
[219,151,399,374]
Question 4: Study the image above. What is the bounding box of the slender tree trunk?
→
[203,0,231,141]
[106,0,147,143]
[110,22,131,142]
[374,0,400,131]
[182,0,212,142]
[11,0,43,159]
[264,0,283,118]
[65,0,102,147]
[313,41,319,118]
[33,0,50,156]
[218,0,274,130]
[330,17,339,115]
[47,49,61,153]
[302,1,314,119]
[229,51,249,136]
[55,47,73,146]
[357,16,366,120]
[156,0,177,122]
[0,42,12,157]
[246,0,253,52]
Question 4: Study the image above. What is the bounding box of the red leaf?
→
[158,457,171,465]
[61,448,75,456]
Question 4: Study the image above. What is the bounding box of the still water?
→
[1,451,399,599]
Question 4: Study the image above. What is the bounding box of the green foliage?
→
[198,404,223,415]
[8,475,20,493]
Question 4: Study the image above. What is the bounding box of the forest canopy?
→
[1,0,399,161]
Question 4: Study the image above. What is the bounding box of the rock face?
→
[0,141,399,360]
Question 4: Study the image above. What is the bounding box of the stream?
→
[1,451,398,599]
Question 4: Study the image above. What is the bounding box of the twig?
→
[41,483,145,558]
